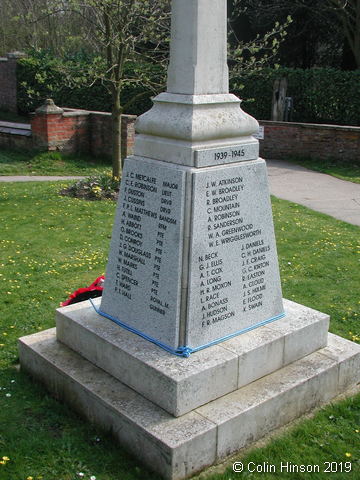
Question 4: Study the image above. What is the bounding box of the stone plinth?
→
[56,298,328,417]
[19,320,360,480]
[100,156,284,353]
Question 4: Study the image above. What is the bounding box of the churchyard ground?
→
[285,156,360,185]
[0,179,359,479]
[0,149,112,176]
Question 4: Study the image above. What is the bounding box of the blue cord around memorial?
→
[89,298,192,357]
[90,298,285,358]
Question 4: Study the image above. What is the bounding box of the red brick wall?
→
[90,112,136,158]
[30,106,136,158]
[259,121,360,163]
[0,56,18,112]
[91,112,112,156]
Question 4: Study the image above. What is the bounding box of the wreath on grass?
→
[61,276,105,306]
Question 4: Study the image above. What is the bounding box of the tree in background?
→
[63,0,170,178]
[1,0,290,178]
[0,0,87,54]
[0,0,170,178]
[229,1,292,76]
[239,0,360,70]
[327,0,360,68]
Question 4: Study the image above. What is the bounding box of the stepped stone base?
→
[56,298,329,416]
[18,300,360,480]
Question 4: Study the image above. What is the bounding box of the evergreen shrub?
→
[17,51,360,125]
[16,49,153,116]
[233,67,360,126]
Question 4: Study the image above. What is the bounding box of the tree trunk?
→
[111,88,123,179]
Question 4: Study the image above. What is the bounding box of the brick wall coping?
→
[62,109,91,117]
[63,107,111,117]
[62,107,137,120]
[260,119,360,133]
[28,105,138,120]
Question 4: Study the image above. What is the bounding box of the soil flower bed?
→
[60,173,120,201]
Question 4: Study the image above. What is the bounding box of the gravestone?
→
[99,0,284,354]
[19,1,360,479]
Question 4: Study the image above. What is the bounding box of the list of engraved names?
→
[192,168,274,331]
[112,167,183,318]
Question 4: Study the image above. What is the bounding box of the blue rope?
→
[90,298,285,358]
[89,298,192,357]
[189,312,286,353]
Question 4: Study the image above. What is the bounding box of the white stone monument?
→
[19,1,360,479]
[99,0,284,354]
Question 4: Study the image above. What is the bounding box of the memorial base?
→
[19,299,360,480]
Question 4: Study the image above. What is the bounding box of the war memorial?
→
[19,1,360,478]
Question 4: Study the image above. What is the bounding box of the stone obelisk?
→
[100,0,284,354]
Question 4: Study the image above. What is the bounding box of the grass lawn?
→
[0,150,112,176]
[0,181,359,480]
[285,156,360,184]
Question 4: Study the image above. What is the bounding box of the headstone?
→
[100,0,284,353]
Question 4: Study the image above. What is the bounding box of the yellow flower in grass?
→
[2,457,9,461]
[92,186,102,195]
[345,452,352,458]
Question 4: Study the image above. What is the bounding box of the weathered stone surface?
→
[19,328,360,480]
[19,329,217,480]
[57,299,238,417]
[167,0,228,95]
[100,156,284,352]
[57,298,328,416]
[186,159,284,348]
[35,98,64,115]
[100,157,187,349]
[321,333,360,392]
[197,351,340,459]
[267,299,329,364]
[222,298,329,387]
[135,93,259,167]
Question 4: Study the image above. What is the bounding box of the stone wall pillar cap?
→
[35,99,64,115]
[6,51,27,59]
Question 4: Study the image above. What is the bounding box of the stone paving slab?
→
[266,159,360,227]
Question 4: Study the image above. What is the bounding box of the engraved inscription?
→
[195,142,258,167]
[101,159,185,349]
[187,161,283,347]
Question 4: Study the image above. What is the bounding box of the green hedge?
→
[17,51,360,126]
[233,67,360,126]
[16,50,154,116]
